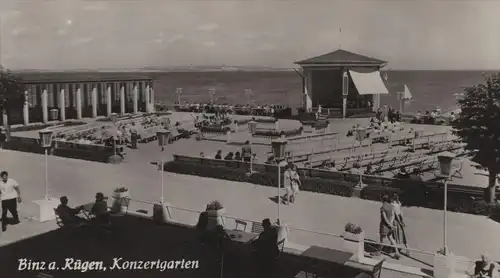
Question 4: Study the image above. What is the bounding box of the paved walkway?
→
[1,150,498,275]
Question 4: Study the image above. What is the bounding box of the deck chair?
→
[54,209,64,228]
[235,219,247,231]
[251,221,264,234]
[354,259,384,278]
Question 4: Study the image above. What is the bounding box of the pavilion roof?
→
[295,49,387,66]
[12,71,153,84]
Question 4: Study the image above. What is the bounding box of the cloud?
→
[167,34,185,44]
[82,2,108,11]
[197,23,219,31]
[72,37,94,46]
[257,43,277,51]
[1,10,21,21]
[202,41,216,47]
[57,28,67,36]
[11,27,28,37]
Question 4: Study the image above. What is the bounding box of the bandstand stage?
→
[295,49,390,117]
[1,72,156,126]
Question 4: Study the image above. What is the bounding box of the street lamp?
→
[175,88,182,105]
[437,151,456,256]
[34,129,58,222]
[110,113,118,157]
[272,137,288,221]
[157,130,170,204]
[209,89,216,104]
[355,128,367,188]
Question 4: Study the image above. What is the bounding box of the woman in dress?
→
[376,194,400,259]
[391,193,409,255]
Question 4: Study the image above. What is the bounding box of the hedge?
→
[254,127,303,137]
[165,160,500,217]
[200,125,230,133]
[11,121,86,132]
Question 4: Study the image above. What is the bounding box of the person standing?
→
[283,162,300,204]
[374,194,400,259]
[241,141,252,162]
[1,171,21,232]
[391,193,409,255]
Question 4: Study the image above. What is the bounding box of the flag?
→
[383,72,388,81]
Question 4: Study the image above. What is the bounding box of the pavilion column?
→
[42,89,48,124]
[150,86,155,112]
[91,85,98,118]
[23,90,29,125]
[132,84,138,114]
[76,88,82,120]
[145,83,151,113]
[106,84,112,116]
[342,69,349,119]
[303,69,312,112]
[120,85,126,115]
[59,88,66,121]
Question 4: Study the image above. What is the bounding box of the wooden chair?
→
[54,209,64,228]
[251,221,264,234]
[354,259,384,278]
[235,219,247,231]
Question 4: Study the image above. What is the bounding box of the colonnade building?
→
[5,73,156,126]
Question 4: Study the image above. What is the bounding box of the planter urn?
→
[343,231,365,262]
[111,189,130,214]
[206,208,226,230]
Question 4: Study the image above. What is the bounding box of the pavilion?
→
[1,72,156,126]
[295,49,389,118]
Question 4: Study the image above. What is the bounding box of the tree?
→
[452,73,500,204]
[0,68,26,140]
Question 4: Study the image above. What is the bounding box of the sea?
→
[149,70,498,114]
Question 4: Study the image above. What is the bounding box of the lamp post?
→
[437,151,456,256]
[34,129,58,222]
[175,88,182,105]
[110,113,118,157]
[157,130,170,204]
[272,138,288,221]
[209,89,216,104]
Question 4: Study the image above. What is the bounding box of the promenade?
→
[1,149,499,276]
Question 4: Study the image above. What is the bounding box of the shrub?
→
[206,200,223,211]
[254,127,303,137]
[200,125,230,133]
[11,121,86,132]
[345,223,363,234]
[234,119,251,125]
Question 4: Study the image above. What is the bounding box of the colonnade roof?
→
[12,71,153,84]
[294,49,387,67]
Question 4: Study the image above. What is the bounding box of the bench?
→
[354,259,384,278]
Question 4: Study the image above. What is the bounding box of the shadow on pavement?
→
[0,215,308,278]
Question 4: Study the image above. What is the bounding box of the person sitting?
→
[224,152,234,160]
[474,254,499,278]
[91,192,110,226]
[234,152,242,161]
[215,150,222,159]
[251,218,279,277]
[55,196,88,227]
[396,167,409,179]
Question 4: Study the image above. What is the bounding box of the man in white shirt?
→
[283,162,300,204]
[1,171,21,231]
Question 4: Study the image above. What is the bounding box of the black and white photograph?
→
[0,0,499,277]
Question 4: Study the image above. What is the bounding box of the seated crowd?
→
[177,102,288,117]
[55,192,114,231]
[201,141,259,163]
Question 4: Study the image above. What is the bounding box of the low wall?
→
[3,136,114,163]
[165,155,500,217]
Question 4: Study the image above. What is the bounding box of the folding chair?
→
[235,219,248,231]
[251,221,264,234]
[54,209,64,228]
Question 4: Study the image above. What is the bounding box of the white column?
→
[120,85,126,115]
[150,86,155,112]
[133,85,138,114]
[303,69,312,112]
[342,70,349,119]
[145,83,151,113]
[76,88,82,119]
[91,86,98,118]
[106,85,112,116]
[23,90,29,125]
[42,89,48,123]
[59,89,66,121]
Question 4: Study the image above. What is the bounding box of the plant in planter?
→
[111,186,130,214]
[205,200,226,230]
[343,223,365,262]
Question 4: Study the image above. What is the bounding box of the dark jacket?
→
[253,227,279,259]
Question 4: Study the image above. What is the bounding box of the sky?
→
[1,0,500,70]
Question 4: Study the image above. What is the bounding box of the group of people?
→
[210,141,256,162]
[55,192,115,230]
[376,106,402,123]
[376,193,408,260]
[196,212,283,278]
[177,102,287,117]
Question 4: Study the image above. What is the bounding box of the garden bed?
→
[11,121,86,132]
[200,125,231,133]
[254,127,303,137]
[165,159,500,217]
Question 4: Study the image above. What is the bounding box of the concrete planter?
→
[433,252,456,278]
[111,189,130,214]
[207,208,226,230]
[343,231,364,262]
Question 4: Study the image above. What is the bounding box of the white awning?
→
[349,70,389,95]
